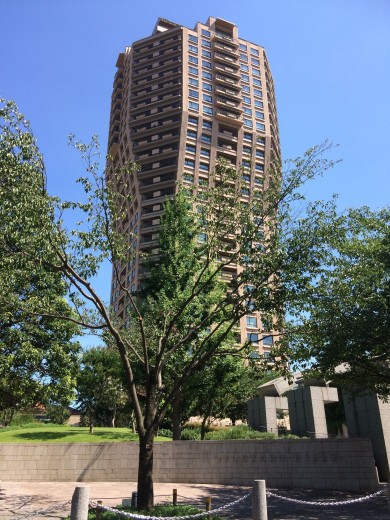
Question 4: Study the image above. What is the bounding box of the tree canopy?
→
[282,206,390,398]
[0,99,80,425]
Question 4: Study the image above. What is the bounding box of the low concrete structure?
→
[287,386,339,438]
[0,439,378,492]
[248,396,288,434]
[343,393,390,481]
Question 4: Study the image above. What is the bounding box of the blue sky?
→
[1,0,389,306]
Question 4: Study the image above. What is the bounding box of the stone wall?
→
[0,439,378,492]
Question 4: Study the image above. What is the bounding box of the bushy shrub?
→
[180,427,201,440]
[204,425,278,440]
[158,428,173,438]
[10,413,37,426]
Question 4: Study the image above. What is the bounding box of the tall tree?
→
[0,99,338,509]
[76,347,127,432]
[0,100,80,425]
[281,206,390,398]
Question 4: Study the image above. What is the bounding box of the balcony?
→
[215,73,239,88]
[214,52,239,68]
[216,108,243,126]
[215,63,240,80]
[213,41,239,57]
[215,85,240,101]
[216,97,242,112]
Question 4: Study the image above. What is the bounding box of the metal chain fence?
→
[266,488,386,507]
[5,486,388,520]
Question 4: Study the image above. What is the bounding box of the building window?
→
[242,174,250,182]
[201,28,211,37]
[252,69,261,77]
[203,106,213,115]
[202,49,212,58]
[185,158,195,168]
[199,163,209,172]
[200,148,210,157]
[189,66,198,75]
[258,136,266,145]
[255,163,264,172]
[247,333,259,343]
[242,160,251,168]
[255,111,264,120]
[203,93,212,103]
[202,82,212,91]
[263,335,274,346]
[239,43,247,51]
[243,118,253,127]
[188,44,198,54]
[189,55,198,64]
[189,77,199,86]
[189,89,199,99]
[183,174,194,183]
[189,101,199,110]
[240,64,249,72]
[186,144,196,153]
[250,47,259,56]
[188,115,198,125]
[251,58,260,66]
[241,187,250,197]
[202,120,212,129]
[240,53,248,62]
[243,132,252,141]
[202,39,211,48]
[242,85,250,93]
[243,107,252,115]
[189,34,198,43]
[202,60,212,69]
[242,95,251,104]
[187,129,197,138]
[254,177,263,186]
[254,88,262,97]
[241,74,249,82]
[246,316,257,328]
[256,150,265,158]
[243,146,252,154]
[201,134,211,144]
[256,122,265,131]
[202,70,212,80]
[253,78,262,86]
[254,99,263,108]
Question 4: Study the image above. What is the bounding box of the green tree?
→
[182,353,266,439]
[0,100,80,426]
[0,99,339,509]
[283,206,390,398]
[76,347,127,432]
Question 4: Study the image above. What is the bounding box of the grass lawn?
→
[0,424,171,443]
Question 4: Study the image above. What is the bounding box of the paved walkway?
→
[0,481,388,520]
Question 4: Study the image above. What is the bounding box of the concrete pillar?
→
[70,486,90,520]
[252,480,267,520]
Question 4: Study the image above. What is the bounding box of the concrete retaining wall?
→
[0,439,378,492]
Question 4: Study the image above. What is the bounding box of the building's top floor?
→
[138,16,265,51]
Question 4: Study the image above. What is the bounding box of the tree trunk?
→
[137,429,155,510]
[172,391,182,440]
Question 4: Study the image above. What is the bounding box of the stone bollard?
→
[205,497,212,512]
[252,480,267,520]
[70,486,90,520]
[173,489,177,506]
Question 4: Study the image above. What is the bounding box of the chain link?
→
[10,500,72,520]
[266,488,386,507]
[90,492,251,520]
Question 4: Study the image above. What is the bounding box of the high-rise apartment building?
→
[107,16,280,356]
